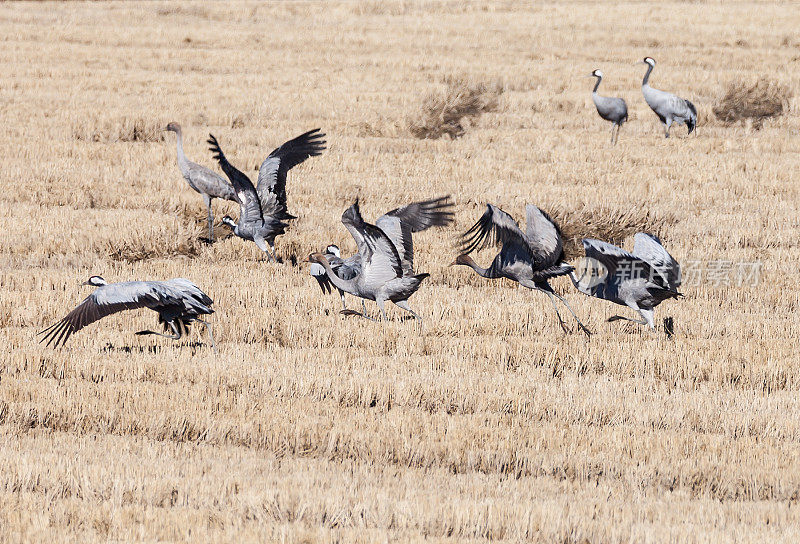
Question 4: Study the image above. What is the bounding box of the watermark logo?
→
[573,257,608,289]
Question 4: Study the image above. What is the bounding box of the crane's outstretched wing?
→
[376,196,455,272]
[207,134,263,223]
[256,128,326,220]
[380,196,454,232]
[524,205,565,266]
[341,200,403,281]
[582,239,671,291]
[38,282,171,348]
[632,233,681,289]
[460,203,527,255]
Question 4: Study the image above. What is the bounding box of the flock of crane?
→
[39,57,687,350]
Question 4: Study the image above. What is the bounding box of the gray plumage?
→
[308,199,441,324]
[39,275,215,349]
[165,122,236,241]
[590,69,628,145]
[453,203,591,336]
[207,129,326,262]
[310,196,454,314]
[639,57,697,138]
[310,244,362,310]
[569,233,682,329]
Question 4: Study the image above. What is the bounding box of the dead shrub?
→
[550,205,677,260]
[408,77,503,139]
[104,219,203,262]
[74,117,165,143]
[713,78,792,129]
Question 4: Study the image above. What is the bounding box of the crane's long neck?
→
[642,64,653,87]
[174,129,190,175]
[461,257,495,278]
[316,258,359,295]
[592,76,601,93]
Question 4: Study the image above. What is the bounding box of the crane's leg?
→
[608,305,655,329]
[394,300,422,328]
[136,320,182,340]
[338,289,347,311]
[254,236,276,262]
[664,118,672,138]
[551,292,592,337]
[340,299,377,321]
[543,291,570,334]
[377,298,388,322]
[193,318,218,354]
[610,124,616,145]
[203,194,214,242]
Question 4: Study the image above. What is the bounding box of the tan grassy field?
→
[1,1,800,542]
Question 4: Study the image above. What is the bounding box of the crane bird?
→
[309,244,361,311]
[451,204,591,336]
[569,233,682,330]
[637,57,697,138]
[589,69,628,145]
[207,129,326,262]
[306,199,436,324]
[165,122,237,242]
[309,196,454,314]
[38,276,216,350]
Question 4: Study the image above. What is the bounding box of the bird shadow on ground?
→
[99,341,211,354]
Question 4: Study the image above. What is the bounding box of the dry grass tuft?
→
[104,219,203,262]
[551,205,677,260]
[713,78,793,129]
[408,76,503,139]
[74,117,165,143]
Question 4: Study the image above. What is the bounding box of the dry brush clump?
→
[103,219,203,262]
[713,78,793,129]
[408,76,503,139]
[73,116,165,143]
[551,205,677,260]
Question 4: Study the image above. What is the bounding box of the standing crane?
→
[569,233,682,330]
[309,196,453,315]
[207,129,326,261]
[637,57,697,138]
[306,199,438,324]
[38,276,216,350]
[589,69,628,145]
[451,204,591,336]
[165,122,237,242]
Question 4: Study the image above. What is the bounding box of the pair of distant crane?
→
[592,57,697,143]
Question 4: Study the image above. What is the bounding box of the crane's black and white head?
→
[83,275,107,287]
[164,122,181,133]
[325,244,340,257]
[643,57,655,67]
[221,215,237,229]
[591,69,603,78]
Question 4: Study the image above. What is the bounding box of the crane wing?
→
[38,282,173,348]
[460,203,527,255]
[256,128,326,219]
[375,214,413,273]
[632,233,681,289]
[207,134,263,224]
[341,200,403,280]
[582,239,670,291]
[524,205,565,265]
[183,161,237,201]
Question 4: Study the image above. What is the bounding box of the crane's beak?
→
[633,60,644,66]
